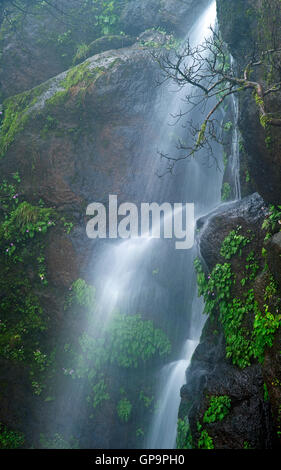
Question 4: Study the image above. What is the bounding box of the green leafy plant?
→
[203,396,231,424]
[117,397,132,423]
[264,383,269,402]
[253,304,281,362]
[88,379,110,409]
[0,424,24,449]
[221,182,231,201]
[224,121,233,132]
[197,423,214,450]
[66,279,96,310]
[262,205,281,237]
[139,391,153,408]
[195,217,281,369]
[39,433,78,449]
[107,314,171,368]
[1,201,55,246]
[220,226,250,259]
[176,418,192,449]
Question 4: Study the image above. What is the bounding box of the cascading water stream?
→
[146,3,241,450]
[230,93,241,201]
[47,0,228,448]
[145,2,222,450]
[147,340,198,449]
[229,56,241,201]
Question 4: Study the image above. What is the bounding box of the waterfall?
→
[46,0,228,449]
[231,95,241,201]
[230,57,241,201]
[146,1,222,450]
[146,2,241,450]
[146,339,198,449]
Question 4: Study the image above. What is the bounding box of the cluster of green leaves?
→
[0,173,63,399]
[94,0,121,36]
[0,423,24,449]
[264,275,278,302]
[0,276,47,362]
[220,292,255,368]
[195,396,231,449]
[71,313,171,379]
[39,433,78,449]
[61,308,171,420]
[253,304,281,363]
[117,397,132,423]
[221,182,231,202]
[1,201,55,244]
[241,251,259,286]
[0,175,56,267]
[176,418,192,449]
[87,379,110,409]
[139,391,154,409]
[203,396,231,424]
[220,226,250,260]
[65,279,96,310]
[195,224,281,368]
[197,423,214,450]
[0,81,49,157]
[262,205,281,240]
[139,30,180,51]
[107,314,171,368]
[194,258,233,316]
[223,121,233,132]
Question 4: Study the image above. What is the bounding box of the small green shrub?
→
[108,314,171,368]
[176,418,192,449]
[197,423,214,450]
[66,279,96,309]
[253,304,281,362]
[221,182,231,201]
[88,379,110,409]
[1,201,55,244]
[203,396,231,424]
[262,205,281,237]
[117,398,132,423]
[0,424,24,449]
[220,226,250,259]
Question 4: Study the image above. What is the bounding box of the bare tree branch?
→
[152,26,281,173]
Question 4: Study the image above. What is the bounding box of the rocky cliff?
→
[0,0,211,449]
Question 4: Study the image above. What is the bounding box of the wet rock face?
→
[183,360,274,449]
[0,0,209,100]
[267,232,281,288]
[217,0,281,205]
[180,193,280,449]
[198,193,266,269]
[0,46,161,210]
[120,0,209,37]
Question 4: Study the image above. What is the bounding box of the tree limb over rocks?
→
[152,28,281,174]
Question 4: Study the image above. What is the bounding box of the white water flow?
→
[229,56,241,201]
[147,339,199,449]
[91,1,221,448]
[230,93,241,201]
[90,1,218,328]
[48,1,227,447]
[146,3,240,450]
